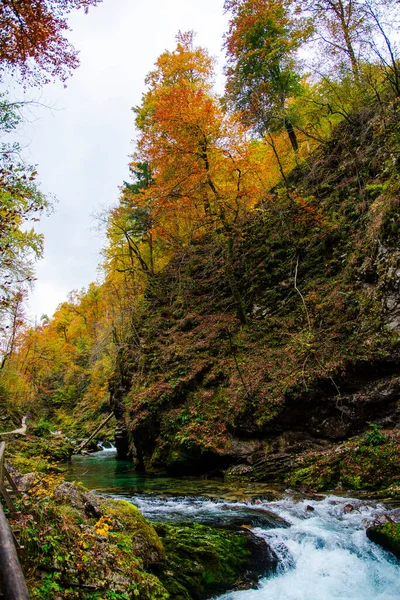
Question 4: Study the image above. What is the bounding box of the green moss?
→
[154,522,253,599]
[99,498,165,563]
[367,522,400,558]
[286,432,400,492]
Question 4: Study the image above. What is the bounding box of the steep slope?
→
[111,102,400,491]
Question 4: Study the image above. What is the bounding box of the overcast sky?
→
[13,0,228,321]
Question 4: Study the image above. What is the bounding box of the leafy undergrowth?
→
[5,433,74,473]
[286,426,400,493]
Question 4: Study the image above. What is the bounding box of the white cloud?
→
[10,0,228,320]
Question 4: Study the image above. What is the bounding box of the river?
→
[66,449,400,599]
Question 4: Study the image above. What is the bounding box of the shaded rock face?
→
[128,357,400,480]
[109,345,134,460]
[270,360,400,442]
[379,246,400,333]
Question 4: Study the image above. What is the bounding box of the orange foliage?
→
[0,0,102,84]
[132,32,271,249]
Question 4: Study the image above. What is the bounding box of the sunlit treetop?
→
[144,31,215,91]
[0,0,102,85]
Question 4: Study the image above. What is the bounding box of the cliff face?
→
[112,103,400,491]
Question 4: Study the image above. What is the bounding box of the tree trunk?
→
[224,236,248,326]
[285,118,299,152]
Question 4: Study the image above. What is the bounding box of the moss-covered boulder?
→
[153,522,277,599]
[367,522,400,558]
[99,497,165,565]
[20,481,169,599]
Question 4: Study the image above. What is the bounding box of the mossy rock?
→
[21,482,169,599]
[99,497,165,564]
[367,521,400,558]
[154,521,277,599]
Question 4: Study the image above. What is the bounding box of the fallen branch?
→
[74,413,115,455]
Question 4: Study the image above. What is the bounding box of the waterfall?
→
[96,441,117,453]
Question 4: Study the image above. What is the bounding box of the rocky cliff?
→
[111,102,400,493]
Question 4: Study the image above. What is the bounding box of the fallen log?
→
[74,413,115,455]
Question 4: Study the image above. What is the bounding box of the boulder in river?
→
[366,521,400,558]
[183,503,291,530]
[153,521,278,599]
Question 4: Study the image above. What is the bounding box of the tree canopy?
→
[0,0,102,84]
[224,0,311,150]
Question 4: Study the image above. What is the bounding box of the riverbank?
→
[21,463,400,600]
[3,438,400,599]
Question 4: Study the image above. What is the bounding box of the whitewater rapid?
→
[214,495,400,600]
[67,453,400,599]
[122,492,400,600]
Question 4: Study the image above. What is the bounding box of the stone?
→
[225,464,254,480]
[366,521,400,558]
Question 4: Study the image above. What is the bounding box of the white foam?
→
[215,496,400,600]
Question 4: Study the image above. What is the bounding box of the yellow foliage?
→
[94,515,112,537]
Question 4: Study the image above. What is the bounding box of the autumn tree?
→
[133,32,266,244]
[0,96,49,374]
[300,0,400,83]
[104,162,156,279]
[129,32,270,322]
[361,1,400,96]
[224,0,310,151]
[0,289,25,371]
[0,0,102,85]
[0,166,48,306]
[5,283,114,418]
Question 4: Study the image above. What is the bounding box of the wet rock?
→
[306,505,315,512]
[225,464,254,480]
[188,504,290,529]
[153,521,278,599]
[243,532,279,586]
[366,521,400,558]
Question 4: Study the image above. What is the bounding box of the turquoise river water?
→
[66,449,400,600]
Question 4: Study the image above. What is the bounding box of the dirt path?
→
[0,416,27,436]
